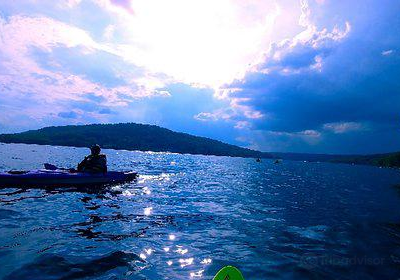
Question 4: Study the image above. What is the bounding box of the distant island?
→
[0,123,271,159]
[0,123,399,168]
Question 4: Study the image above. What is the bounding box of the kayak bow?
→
[213,266,245,280]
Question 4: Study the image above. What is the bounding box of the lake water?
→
[0,143,400,280]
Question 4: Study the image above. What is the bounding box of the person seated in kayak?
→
[77,145,107,173]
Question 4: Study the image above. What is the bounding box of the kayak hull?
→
[213,266,245,280]
[0,170,137,188]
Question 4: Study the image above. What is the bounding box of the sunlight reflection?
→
[144,248,153,255]
[122,189,135,196]
[163,247,170,252]
[160,173,171,181]
[169,234,176,240]
[179,258,194,267]
[167,260,173,266]
[200,258,212,264]
[138,173,173,184]
[139,253,147,260]
[137,174,155,183]
[111,185,123,192]
[143,187,151,195]
[175,247,188,255]
[144,207,152,215]
[190,270,204,278]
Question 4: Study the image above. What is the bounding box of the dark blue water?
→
[0,143,400,280]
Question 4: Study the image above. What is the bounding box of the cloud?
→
[66,0,82,8]
[194,112,219,122]
[103,24,115,40]
[94,0,135,15]
[208,0,400,153]
[200,0,350,128]
[58,111,79,119]
[194,108,236,122]
[109,0,134,14]
[323,122,365,134]
[98,108,115,114]
[0,0,302,142]
[1,0,399,154]
[268,129,321,144]
[0,12,179,133]
[234,121,251,130]
[0,14,173,122]
[381,49,394,56]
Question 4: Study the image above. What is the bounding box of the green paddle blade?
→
[213,266,245,280]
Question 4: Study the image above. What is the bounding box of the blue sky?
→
[0,0,399,154]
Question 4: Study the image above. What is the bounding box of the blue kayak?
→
[0,169,137,188]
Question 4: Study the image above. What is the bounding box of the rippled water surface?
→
[1,143,400,280]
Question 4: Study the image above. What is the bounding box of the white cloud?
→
[213,0,351,126]
[103,24,116,40]
[66,0,82,8]
[254,0,350,74]
[381,49,394,56]
[230,98,265,119]
[323,122,365,134]
[198,0,351,128]
[299,129,321,137]
[0,15,169,109]
[194,109,232,122]
[234,121,251,129]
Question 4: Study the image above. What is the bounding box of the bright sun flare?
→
[109,0,281,88]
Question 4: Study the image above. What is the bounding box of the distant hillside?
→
[273,152,400,168]
[271,152,350,162]
[0,123,271,159]
[1,123,397,167]
[330,152,400,168]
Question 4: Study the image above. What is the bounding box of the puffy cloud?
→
[381,49,394,56]
[209,0,400,153]
[194,112,220,122]
[234,121,251,130]
[323,122,365,134]
[0,16,137,104]
[200,0,350,127]
[0,14,175,132]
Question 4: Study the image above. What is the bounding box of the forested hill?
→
[272,152,400,168]
[0,123,271,158]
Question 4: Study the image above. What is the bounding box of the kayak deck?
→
[0,169,137,188]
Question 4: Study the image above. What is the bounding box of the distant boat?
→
[256,158,261,163]
[274,159,282,164]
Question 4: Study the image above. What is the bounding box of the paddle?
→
[44,163,76,173]
[213,266,245,280]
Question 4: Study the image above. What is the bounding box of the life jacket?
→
[80,154,107,173]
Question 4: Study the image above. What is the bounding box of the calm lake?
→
[1,143,400,279]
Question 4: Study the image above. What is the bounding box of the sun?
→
[109,0,282,88]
